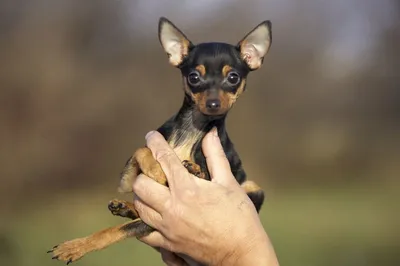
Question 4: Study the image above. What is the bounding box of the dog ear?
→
[237,21,272,70]
[158,17,194,67]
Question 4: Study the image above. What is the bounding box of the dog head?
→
[158,17,272,116]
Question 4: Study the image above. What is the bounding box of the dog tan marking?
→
[235,78,246,96]
[118,156,139,193]
[118,147,167,193]
[193,92,208,113]
[182,160,206,179]
[169,123,203,162]
[241,180,262,194]
[183,77,207,111]
[195,64,206,76]
[49,219,145,264]
[218,79,246,110]
[171,142,196,162]
[134,147,167,185]
[222,65,232,77]
[184,77,246,116]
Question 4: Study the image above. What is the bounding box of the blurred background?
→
[0,0,399,265]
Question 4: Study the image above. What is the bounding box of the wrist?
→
[221,234,279,266]
[234,237,279,266]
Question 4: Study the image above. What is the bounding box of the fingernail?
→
[145,131,156,140]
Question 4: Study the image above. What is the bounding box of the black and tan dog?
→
[48,17,272,264]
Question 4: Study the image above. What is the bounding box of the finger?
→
[151,247,188,266]
[202,127,238,188]
[160,249,188,266]
[138,230,171,250]
[133,195,163,229]
[145,131,193,189]
[133,173,170,213]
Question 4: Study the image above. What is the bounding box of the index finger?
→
[132,173,170,213]
[145,131,192,190]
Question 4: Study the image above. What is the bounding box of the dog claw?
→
[47,238,87,263]
[47,244,58,253]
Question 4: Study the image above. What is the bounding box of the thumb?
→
[202,127,238,188]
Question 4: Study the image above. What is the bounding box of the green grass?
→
[261,187,399,266]
[2,186,398,266]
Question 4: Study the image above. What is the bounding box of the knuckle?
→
[155,149,173,162]
[133,195,148,215]
[181,188,197,200]
[176,182,198,200]
[133,198,143,213]
[132,174,145,192]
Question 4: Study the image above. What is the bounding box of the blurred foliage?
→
[0,0,399,265]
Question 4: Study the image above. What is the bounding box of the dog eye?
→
[188,71,201,86]
[226,72,241,86]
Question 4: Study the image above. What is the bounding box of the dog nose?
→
[206,99,221,110]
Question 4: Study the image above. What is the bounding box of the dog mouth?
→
[198,106,228,117]
[203,112,226,118]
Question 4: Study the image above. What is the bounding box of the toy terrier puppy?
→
[48,17,272,264]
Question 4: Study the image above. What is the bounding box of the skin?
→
[132,128,279,266]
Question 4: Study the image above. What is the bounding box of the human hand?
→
[132,128,279,266]
[154,247,201,266]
